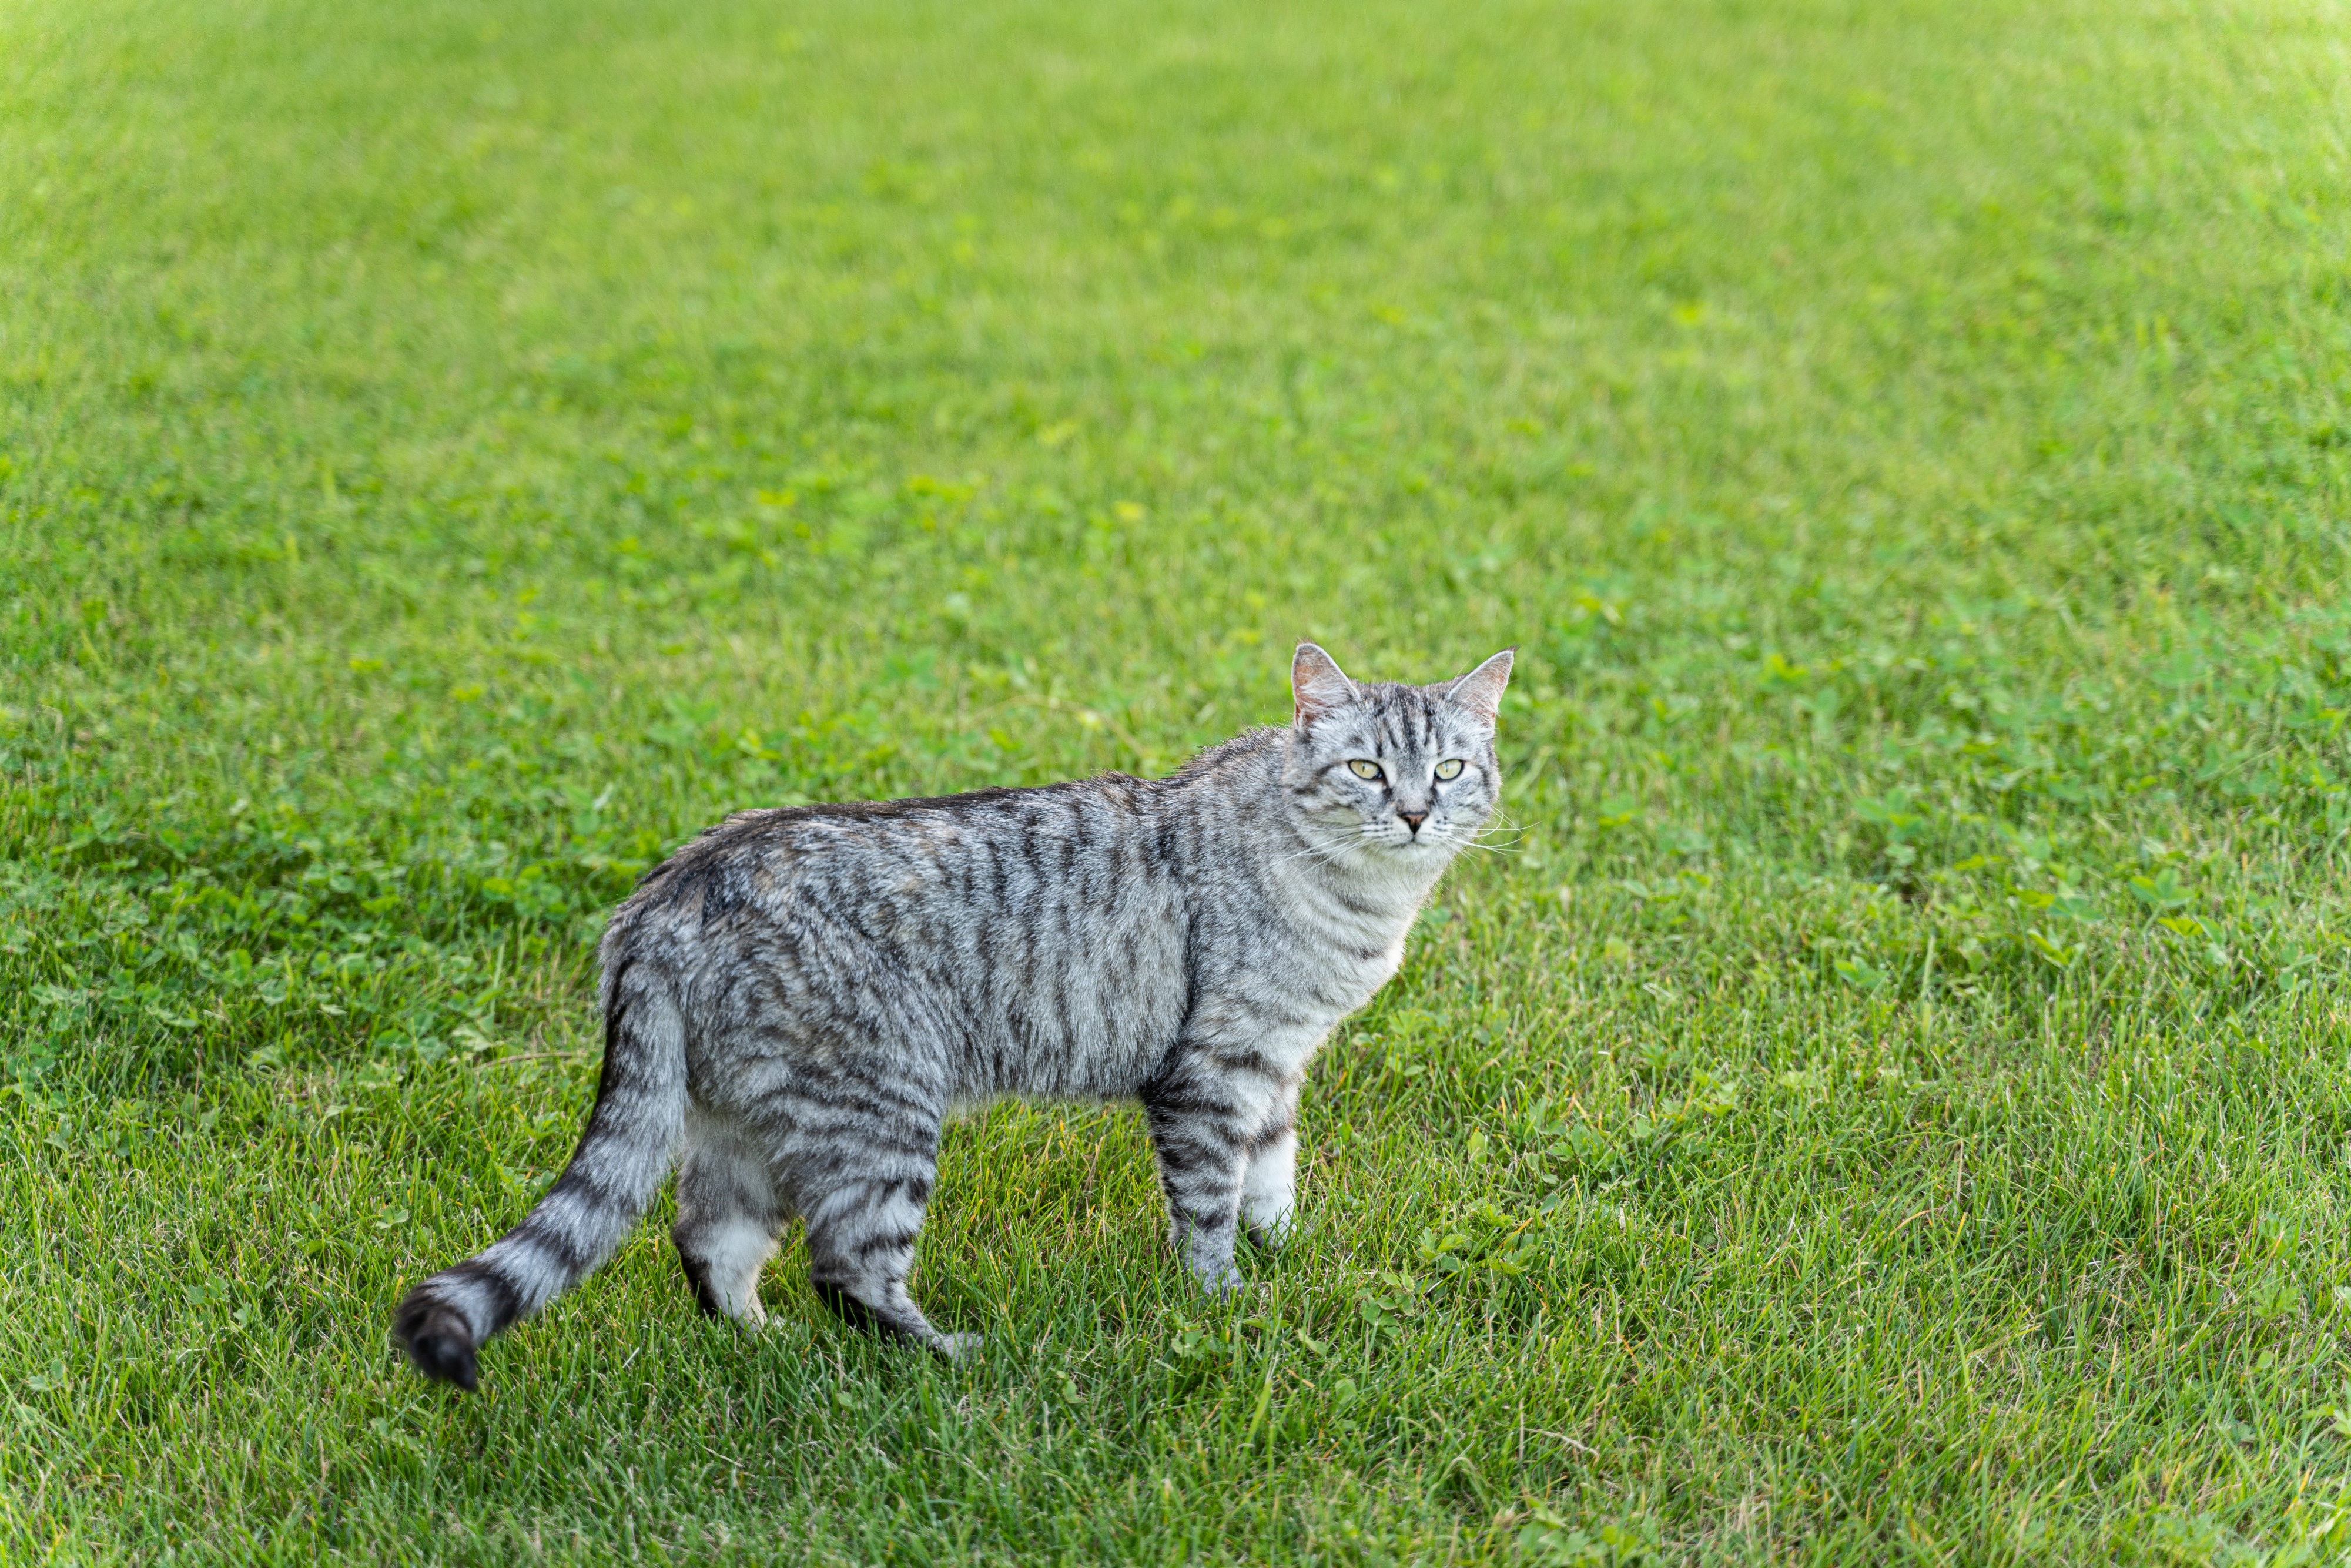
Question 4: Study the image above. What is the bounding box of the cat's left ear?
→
[1443,648,1515,725]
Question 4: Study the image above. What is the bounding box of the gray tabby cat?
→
[395,642,1511,1388]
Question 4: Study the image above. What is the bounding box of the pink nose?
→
[1398,810,1428,834]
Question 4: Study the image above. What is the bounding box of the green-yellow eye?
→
[1434,759,1465,780]
[1347,759,1384,782]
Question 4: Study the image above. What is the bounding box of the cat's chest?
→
[1335,931,1401,1020]
[1271,919,1412,1025]
[1227,932,1406,1079]
[1329,930,1408,1005]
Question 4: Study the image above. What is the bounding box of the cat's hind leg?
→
[672,1109,782,1328]
[802,1168,976,1356]
[796,1138,974,1357]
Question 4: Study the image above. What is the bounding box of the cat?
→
[395,641,1511,1388]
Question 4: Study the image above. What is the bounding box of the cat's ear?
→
[1444,648,1515,725]
[1292,642,1358,726]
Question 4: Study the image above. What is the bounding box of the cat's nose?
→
[1398,809,1428,835]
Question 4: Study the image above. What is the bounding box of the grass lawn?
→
[10,0,2351,1559]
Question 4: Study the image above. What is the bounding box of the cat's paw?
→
[929,1331,984,1360]
[1194,1262,1245,1297]
[1244,1217,1293,1254]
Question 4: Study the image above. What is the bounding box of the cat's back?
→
[610,764,1248,1097]
[617,728,1288,937]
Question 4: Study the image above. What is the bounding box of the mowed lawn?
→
[8,0,2351,1560]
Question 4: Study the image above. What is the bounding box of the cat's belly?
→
[942,934,1405,1103]
[945,937,1191,1103]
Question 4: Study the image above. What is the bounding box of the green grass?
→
[9,0,2351,1560]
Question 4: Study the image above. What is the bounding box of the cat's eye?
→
[1347,759,1384,782]
[1434,759,1465,780]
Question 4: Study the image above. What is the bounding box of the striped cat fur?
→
[394,642,1511,1388]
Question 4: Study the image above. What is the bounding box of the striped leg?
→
[802,1159,974,1356]
[672,1110,781,1327]
[746,1044,975,1358]
[1240,1081,1302,1252]
[1142,1073,1252,1294]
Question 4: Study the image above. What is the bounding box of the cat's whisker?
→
[1274,843,1354,873]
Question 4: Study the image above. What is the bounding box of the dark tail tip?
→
[394,1293,481,1392]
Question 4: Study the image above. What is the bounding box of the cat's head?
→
[1282,642,1513,864]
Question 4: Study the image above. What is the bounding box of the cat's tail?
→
[392,956,686,1390]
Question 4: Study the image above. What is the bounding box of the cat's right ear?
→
[1292,642,1357,726]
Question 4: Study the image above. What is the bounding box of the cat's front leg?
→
[1240,1081,1302,1252]
[1141,1078,1249,1294]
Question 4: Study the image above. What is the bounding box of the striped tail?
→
[393,966,686,1390]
